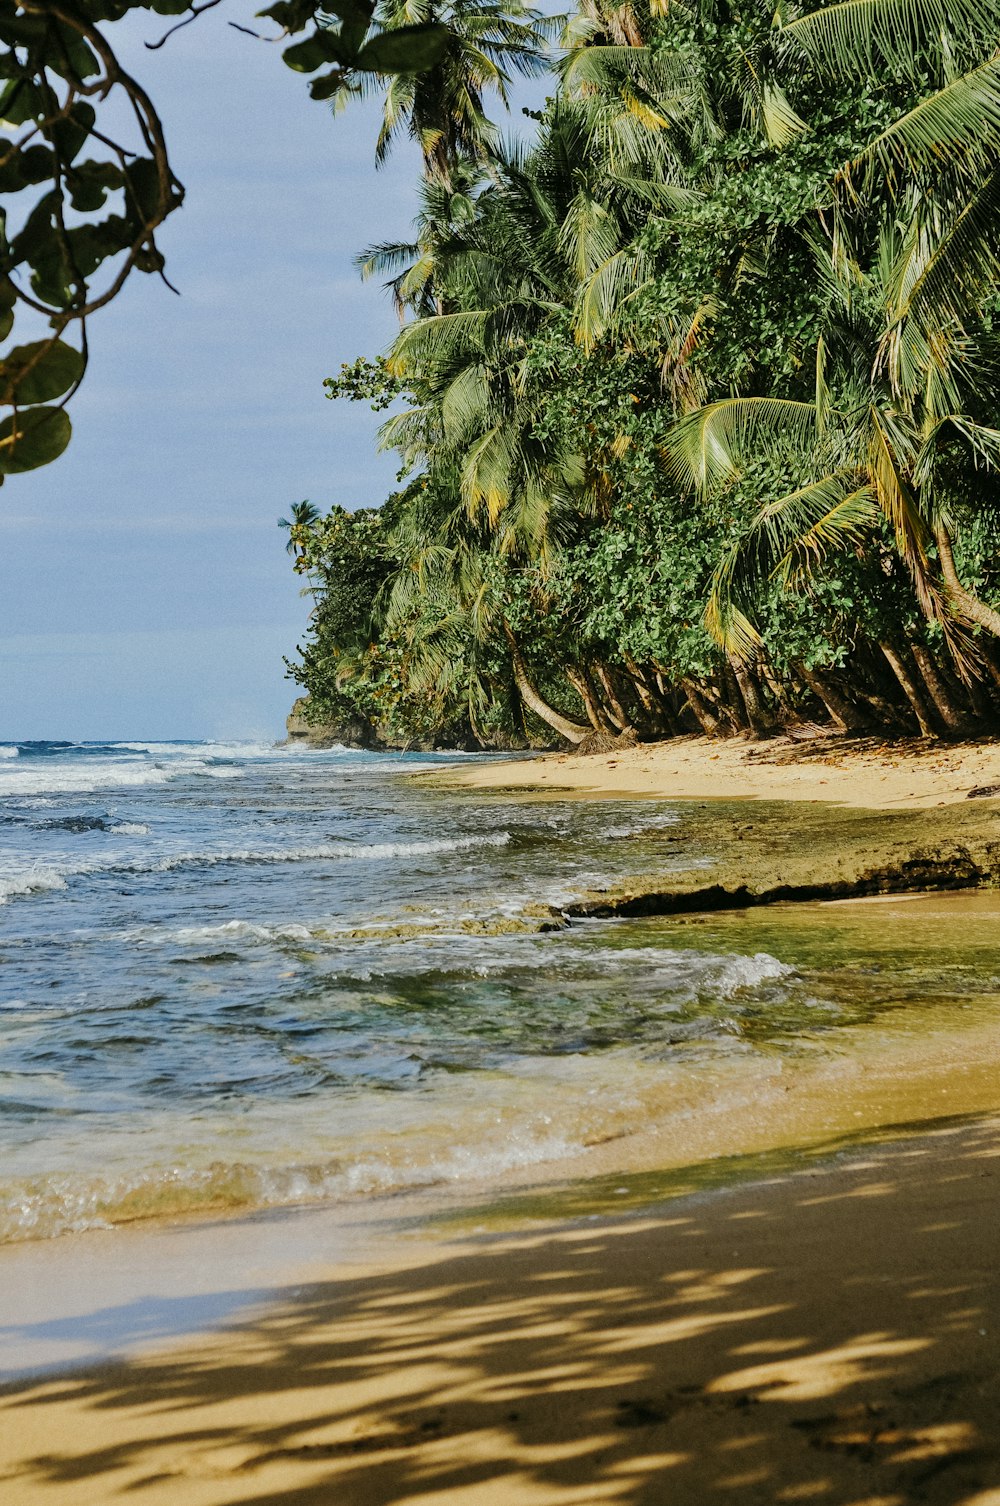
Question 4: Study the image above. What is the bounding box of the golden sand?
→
[4,1114,1000,1505]
[435,732,1000,810]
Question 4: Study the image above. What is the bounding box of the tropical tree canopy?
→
[287,0,1000,748]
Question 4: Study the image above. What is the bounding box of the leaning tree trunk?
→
[795,663,871,733]
[680,677,725,736]
[728,654,775,738]
[934,520,1000,637]
[908,639,970,736]
[880,641,938,737]
[503,625,589,744]
[595,664,630,731]
[565,667,608,731]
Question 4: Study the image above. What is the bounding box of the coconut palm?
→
[665,246,1000,660]
[278,500,322,557]
[337,0,552,189]
[357,159,486,316]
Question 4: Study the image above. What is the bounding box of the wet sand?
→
[4,1112,1000,1505]
[437,732,1000,809]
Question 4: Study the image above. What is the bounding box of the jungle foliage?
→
[285,0,1000,746]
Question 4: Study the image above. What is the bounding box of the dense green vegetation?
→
[288,0,1000,748]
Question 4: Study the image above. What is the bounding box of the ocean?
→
[3,738,1000,1246]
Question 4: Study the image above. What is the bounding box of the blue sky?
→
[1,6,434,739]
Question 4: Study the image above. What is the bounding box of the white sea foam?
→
[602,811,681,839]
[111,740,348,760]
[0,746,18,759]
[144,832,513,872]
[511,943,797,997]
[0,1124,580,1243]
[107,822,150,837]
[0,870,70,904]
[715,952,797,994]
[0,757,243,798]
[164,919,315,945]
[0,831,513,905]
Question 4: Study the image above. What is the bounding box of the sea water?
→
[2,738,999,1245]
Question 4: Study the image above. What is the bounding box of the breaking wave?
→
[0,1127,579,1243]
[0,758,242,798]
[0,831,513,905]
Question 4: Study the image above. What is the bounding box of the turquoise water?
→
[2,739,998,1243]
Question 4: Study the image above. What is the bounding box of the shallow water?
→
[1,738,998,1244]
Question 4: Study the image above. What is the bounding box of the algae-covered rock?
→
[285,696,374,748]
[567,799,1000,919]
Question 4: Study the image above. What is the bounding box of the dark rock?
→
[285,696,375,749]
[967,784,1000,799]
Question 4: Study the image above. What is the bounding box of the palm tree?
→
[278,500,321,558]
[357,158,486,316]
[338,0,552,189]
[664,257,1000,660]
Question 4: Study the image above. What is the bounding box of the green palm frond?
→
[703,563,765,659]
[760,83,810,148]
[387,309,490,375]
[462,422,518,522]
[441,362,491,443]
[880,169,1000,397]
[781,0,1000,76]
[558,193,622,282]
[664,397,821,490]
[867,404,933,578]
[773,481,881,584]
[914,413,1000,484]
[705,473,879,656]
[573,244,654,348]
[845,56,1000,184]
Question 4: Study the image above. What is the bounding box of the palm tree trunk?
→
[503,625,589,744]
[565,667,607,731]
[880,641,938,736]
[595,664,630,731]
[727,654,774,738]
[623,655,655,718]
[908,640,970,736]
[681,677,725,736]
[934,520,1000,637]
[795,663,871,733]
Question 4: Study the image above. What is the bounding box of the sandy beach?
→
[6,741,1000,1505]
[437,732,1000,810]
[3,1113,1000,1506]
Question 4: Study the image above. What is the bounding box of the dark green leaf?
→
[0,79,43,128]
[282,31,345,72]
[0,341,84,405]
[355,23,449,74]
[0,405,72,473]
[258,0,319,31]
[309,69,348,101]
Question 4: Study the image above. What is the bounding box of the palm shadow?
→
[4,1116,1000,1505]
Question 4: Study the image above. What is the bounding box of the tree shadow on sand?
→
[3,1118,1000,1506]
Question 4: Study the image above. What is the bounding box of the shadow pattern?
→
[3,1118,1000,1506]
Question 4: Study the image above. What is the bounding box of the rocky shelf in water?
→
[559,798,1000,918]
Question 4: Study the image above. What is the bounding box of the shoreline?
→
[5,1112,1000,1504]
[423,736,1000,918]
[6,759,1000,1500]
[430,730,1000,809]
